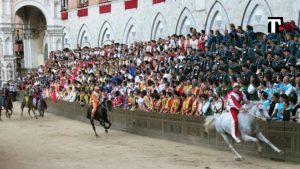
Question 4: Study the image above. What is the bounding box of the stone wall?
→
[46,99,300,162]
[58,0,300,48]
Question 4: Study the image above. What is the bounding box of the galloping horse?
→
[0,93,13,119]
[21,96,35,118]
[21,96,47,119]
[204,101,282,161]
[86,99,112,137]
[36,98,47,118]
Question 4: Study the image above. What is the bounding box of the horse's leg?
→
[9,109,13,118]
[256,132,282,153]
[32,108,38,119]
[101,121,108,134]
[241,134,262,153]
[21,106,24,117]
[220,132,243,161]
[106,120,112,130]
[98,120,108,134]
[5,109,8,118]
[28,108,32,118]
[90,119,98,137]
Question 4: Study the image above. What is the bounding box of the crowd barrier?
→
[42,99,300,162]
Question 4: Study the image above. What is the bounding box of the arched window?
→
[78,0,89,8]
[61,0,68,11]
[7,63,13,81]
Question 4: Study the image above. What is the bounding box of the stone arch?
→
[122,18,139,44]
[151,12,169,40]
[205,1,230,33]
[0,63,4,82]
[6,63,13,81]
[63,27,71,49]
[98,21,115,47]
[13,0,51,25]
[4,37,12,56]
[77,24,91,48]
[175,7,196,35]
[56,39,62,51]
[241,0,272,34]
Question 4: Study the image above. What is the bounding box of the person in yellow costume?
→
[159,90,167,113]
[171,91,181,114]
[128,91,137,111]
[143,92,151,112]
[23,85,32,107]
[155,96,163,113]
[190,93,199,116]
[182,92,193,115]
[162,92,173,113]
[90,86,101,119]
[181,94,187,115]
[183,80,192,95]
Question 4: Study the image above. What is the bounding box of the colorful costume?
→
[91,91,100,118]
[226,89,248,142]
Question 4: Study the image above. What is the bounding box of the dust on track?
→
[0,103,298,169]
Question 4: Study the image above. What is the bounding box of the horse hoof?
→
[105,130,108,134]
[95,135,99,137]
[257,147,262,154]
[234,156,244,161]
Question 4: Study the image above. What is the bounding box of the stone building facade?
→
[0,0,299,85]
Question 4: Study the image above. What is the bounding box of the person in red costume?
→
[226,83,249,143]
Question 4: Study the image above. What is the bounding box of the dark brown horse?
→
[0,94,13,119]
[86,99,112,137]
[21,96,36,118]
[21,96,47,119]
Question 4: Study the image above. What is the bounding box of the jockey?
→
[33,85,42,109]
[1,84,9,109]
[23,85,32,107]
[226,83,249,143]
[91,86,100,119]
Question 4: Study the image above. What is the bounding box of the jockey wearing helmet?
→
[33,84,42,109]
[91,86,100,119]
[23,85,32,107]
[226,82,249,143]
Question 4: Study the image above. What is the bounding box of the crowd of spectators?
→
[19,22,300,122]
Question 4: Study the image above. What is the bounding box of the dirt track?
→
[0,103,298,169]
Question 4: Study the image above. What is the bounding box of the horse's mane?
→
[240,101,261,115]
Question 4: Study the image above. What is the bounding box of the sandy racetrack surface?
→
[0,103,298,169]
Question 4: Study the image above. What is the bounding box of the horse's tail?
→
[204,114,219,133]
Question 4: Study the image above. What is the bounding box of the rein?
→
[241,103,266,121]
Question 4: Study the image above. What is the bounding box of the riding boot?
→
[231,122,241,143]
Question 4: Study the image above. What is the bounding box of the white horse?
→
[204,101,282,161]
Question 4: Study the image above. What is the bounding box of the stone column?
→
[0,23,15,83]
[46,26,63,54]
[0,0,3,16]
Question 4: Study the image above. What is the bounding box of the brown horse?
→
[0,94,13,119]
[21,96,36,118]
